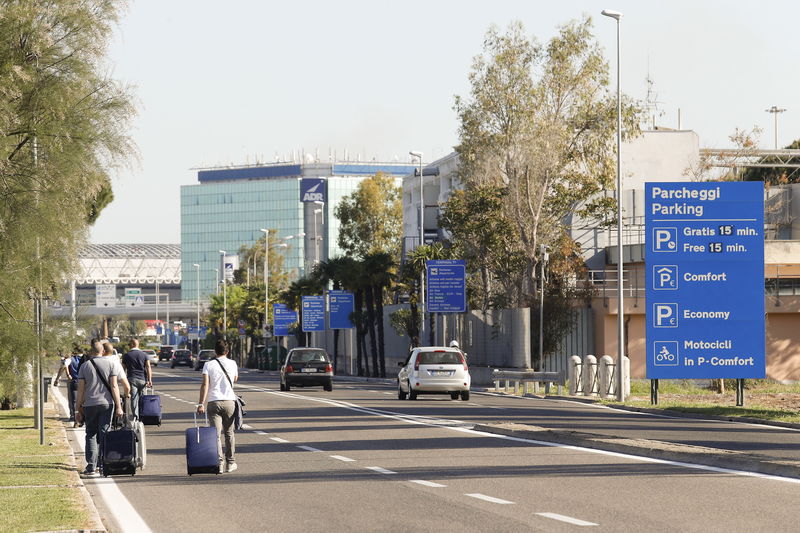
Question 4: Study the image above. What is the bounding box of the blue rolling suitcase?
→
[103,418,137,476]
[185,413,220,475]
[139,387,162,426]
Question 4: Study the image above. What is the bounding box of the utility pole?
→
[765,106,787,149]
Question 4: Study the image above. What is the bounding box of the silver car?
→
[398,347,471,401]
[142,349,158,367]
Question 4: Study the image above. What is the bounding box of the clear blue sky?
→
[91,0,800,243]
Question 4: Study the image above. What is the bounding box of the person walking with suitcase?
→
[75,341,123,477]
[122,338,152,419]
[196,339,239,473]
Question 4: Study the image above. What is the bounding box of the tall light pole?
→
[602,8,626,401]
[409,150,425,344]
[193,263,200,349]
[765,106,787,149]
[283,232,305,280]
[219,250,227,338]
[214,268,219,295]
[259,230,289,344]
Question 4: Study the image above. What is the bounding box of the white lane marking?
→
[381,392,393,395]
[330,455,355,462]
[168,375,800,484]
[53,387,153,533]
[242,424,254,430]
[297,445,323,452]
[270,437,290,443]
[253,431,268,436]
[466,493,514,504]
[409,480,446,488]
[366,466,397,475]
[536,513,598,526]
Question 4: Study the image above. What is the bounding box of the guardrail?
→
[491,369,566,396]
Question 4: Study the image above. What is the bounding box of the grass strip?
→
[0,486,92,533]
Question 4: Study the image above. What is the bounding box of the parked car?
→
[170,349,194,368]
[142,349,158,367]
[194,349,216,371]
[397,346,471,401]
[280,348,333,391]
[158,345,176,361]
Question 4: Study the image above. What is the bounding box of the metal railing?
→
[491,369,566,396]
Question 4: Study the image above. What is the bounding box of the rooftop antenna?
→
[644,60,664,130]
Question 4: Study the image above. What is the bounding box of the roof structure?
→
[76,244,181,284]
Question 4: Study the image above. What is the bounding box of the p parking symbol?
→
[653,303,678,328]
[652,227,678,252]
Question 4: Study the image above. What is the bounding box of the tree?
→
[335,172,402,258]
[363,252,395,377]
[0,0,136,406]
[454,18,642,305]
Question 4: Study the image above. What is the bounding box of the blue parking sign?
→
[329,290,354,329]
[273,303,297,337]
[302,295,325,332]
[645,182,765,379]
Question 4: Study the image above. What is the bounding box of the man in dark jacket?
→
[122,338,152,419]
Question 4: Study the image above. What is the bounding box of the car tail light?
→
[458,352,468,371]
[285,365,294,373]
[325,364,333,373]
[414,357,420,370]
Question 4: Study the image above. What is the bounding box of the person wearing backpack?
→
[196,339,239,473]
[75,340,123,477]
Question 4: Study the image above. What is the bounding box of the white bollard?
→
[582,354,598,396]
[568,355,582,395]
[598,355,615,398]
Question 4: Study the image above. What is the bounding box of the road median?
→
[473,422,800,480]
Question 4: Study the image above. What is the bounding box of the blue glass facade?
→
[180,163,414,300]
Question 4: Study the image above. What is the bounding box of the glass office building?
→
[180,162,415,300]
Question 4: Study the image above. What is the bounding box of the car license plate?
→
[301,368,317,373]
[433,370,451,376]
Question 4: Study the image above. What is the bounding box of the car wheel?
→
[408,385,417,401]
[323,382,333,392]
[398,383,407,400]
[450,392,459,400]
[460,390,470,401]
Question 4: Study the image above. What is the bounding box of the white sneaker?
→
[225,462,238,473]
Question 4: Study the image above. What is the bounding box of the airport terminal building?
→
[180,161,415,300]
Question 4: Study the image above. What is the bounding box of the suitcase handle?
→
[192,411,208,443]
[144,386,155,395]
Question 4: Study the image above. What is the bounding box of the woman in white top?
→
[197,339,239,473]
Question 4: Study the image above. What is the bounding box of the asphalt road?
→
[69,366,800,532]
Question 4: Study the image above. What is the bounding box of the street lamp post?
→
[193,263,200,350]
[765,106,787,150]
[602,8,626,401]
[219,250,227,338]
[409,150,425,345]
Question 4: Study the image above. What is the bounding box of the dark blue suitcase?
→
[103,423,137,476]
[140,387,162,426]
[185,414,219,475]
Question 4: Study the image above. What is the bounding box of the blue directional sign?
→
[426,260,467,313]
[645,182,765,379]
[329,290,354,329]
[273,303,297,337]
[301,295,325,332]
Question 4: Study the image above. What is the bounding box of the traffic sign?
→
[329,290,355,329]
[426,260,466,313]
[645,182,765,379]
[273,304,297,337]
[95,284,116,308]
[302,295,325,332]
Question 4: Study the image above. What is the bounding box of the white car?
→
[142,349,158,367]
[397,346,471,401]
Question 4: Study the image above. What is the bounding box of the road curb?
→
[473,422,800,480]
[49,386,107,532]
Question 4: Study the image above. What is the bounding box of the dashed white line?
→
[242,424,254,430]
[366,466,397,475]
[270,437,290,443]
[409,480,446,488]
[465,493,514,504]
[536,513,597,526]
[330,455,355,462]
[253,430,268,435]
[297,445,323,452]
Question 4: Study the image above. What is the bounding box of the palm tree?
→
[279,276,323,346]
[338,259,369,376]
[311,256,355,372]
[364,252,396,377]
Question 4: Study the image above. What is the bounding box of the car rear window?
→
[176,350,190,356]
[418,351,462,365]
[199,351,215,359]
[289,351,329,363]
